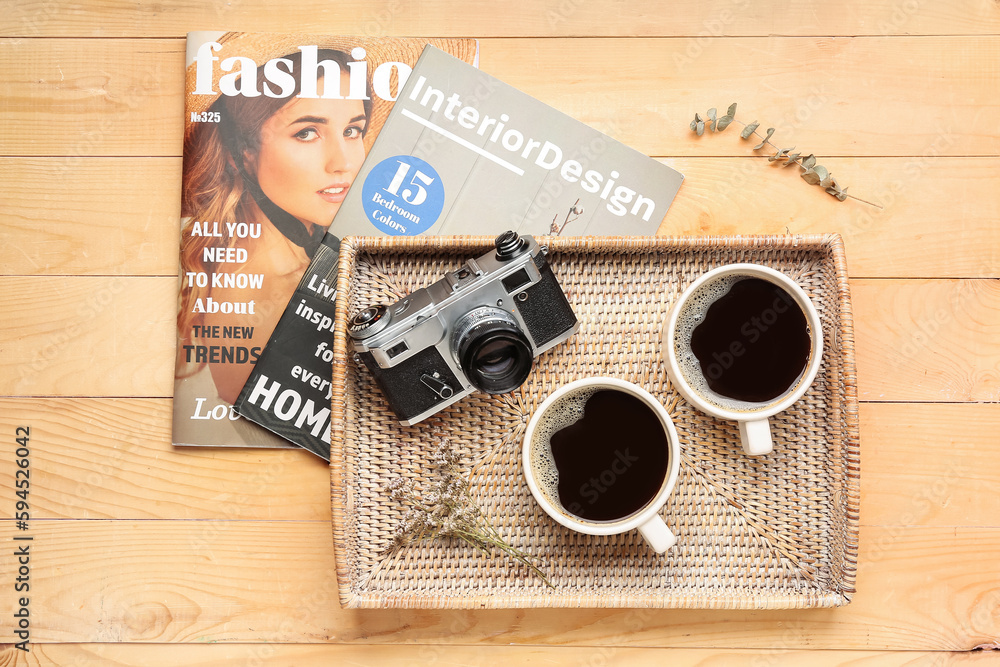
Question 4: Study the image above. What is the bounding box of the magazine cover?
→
[172,33,479,448]
[235,45,684,459]
[330,45,685,239]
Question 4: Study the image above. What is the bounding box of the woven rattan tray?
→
[330,234,859,609]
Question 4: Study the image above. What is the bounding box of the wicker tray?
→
[330,234,859,609]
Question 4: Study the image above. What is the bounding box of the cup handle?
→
[637,514,676,554]
[738,418,773,456]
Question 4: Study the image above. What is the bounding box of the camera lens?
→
[473,336,524,376]
[454,308,533,394]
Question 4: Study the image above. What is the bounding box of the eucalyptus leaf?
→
[740,121,760,139]
[827,185,849,201]
[686,103,867,206]
[752,127,775,150]
[801,164,829,185]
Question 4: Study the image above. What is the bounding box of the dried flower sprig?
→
[691,103,881,208]
[384,443,553,587]
[550,198,584,235]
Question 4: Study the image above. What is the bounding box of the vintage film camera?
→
[348,231,579,425]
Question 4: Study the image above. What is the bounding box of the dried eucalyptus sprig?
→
[691,103,881,208]
[384,442,553,587]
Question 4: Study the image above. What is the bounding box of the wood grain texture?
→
[1,37,996,158]
[2,0,999,37]
[0,276,175,397]
[0,644,996,666]
[0,398,331,521]
[494,37,999,159]
[853,279,1000,402]
[0,3,996,661]
[658,157,1000,280]
[0,39,182,158]
[0,520,996,650]
[0,157,181,276]
[4,276,998,402]
[2,399,997,528]
[3,156,997,279]
[860,403,1000,528]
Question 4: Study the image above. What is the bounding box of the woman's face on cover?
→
[251,72,367,230]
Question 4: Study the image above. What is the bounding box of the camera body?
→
[348,232,579,425]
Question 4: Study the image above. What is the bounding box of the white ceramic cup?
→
[662,264,823,456]
[522,377,681,554]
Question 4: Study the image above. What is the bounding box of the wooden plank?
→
[1,644,995,666]
[853,279,1000,402]
[498,37,999,159]
[0,276,175,397]
[0,521,997,650]
[2,398,997,528]
[860,403,1000,528]
[3,276,997,402]
[0,39,183,158]
[3,156,997,280]
[1,37,996,158]
[0,398,331,520]
[2,0,999,37]
[0,157,180,276]
[0,4,992,665]
[658,157,1000,281]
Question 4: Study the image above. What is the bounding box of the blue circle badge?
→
[361,156,444,235]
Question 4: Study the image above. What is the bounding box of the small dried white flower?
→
[382,440,552,587]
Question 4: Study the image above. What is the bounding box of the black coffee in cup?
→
[533,388,669,522]
[687,277,811,403]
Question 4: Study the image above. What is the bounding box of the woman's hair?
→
[177,48,372,376]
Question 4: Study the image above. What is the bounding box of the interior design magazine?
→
[235,45,685,459]
[172,32,479,449]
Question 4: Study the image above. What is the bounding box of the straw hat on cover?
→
[184,32,478,151]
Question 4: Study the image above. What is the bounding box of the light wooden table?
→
[1,2,998,665]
